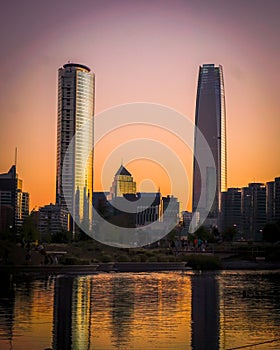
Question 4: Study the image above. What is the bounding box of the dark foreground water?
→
[0,270,279,350]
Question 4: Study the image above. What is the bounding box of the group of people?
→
[170,237,208,253]
[23,240,58,265]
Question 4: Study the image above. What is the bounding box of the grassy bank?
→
[1,239,279,270]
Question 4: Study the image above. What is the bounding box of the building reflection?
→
[1,272,280,349]
[52,276,73,350]
[72,277,92,350]
[110,277,135,348]
[0,275,15,348]
[191,273,220,350]
[52,276,92,350]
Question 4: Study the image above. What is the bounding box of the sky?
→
[0,0,280,211]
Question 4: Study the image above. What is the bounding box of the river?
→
[0,270,279,349]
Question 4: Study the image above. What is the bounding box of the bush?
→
[116,254,130,262]
[156,255,169,262]
[167,255,176,262]
[147,256,157,262]
[139,254,147,262]
[100,254,113,263]
[131,255,142,262]
[51,231,70,243]
[178,254,189,262]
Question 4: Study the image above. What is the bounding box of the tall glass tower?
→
[56,63,94,233]
[192,64,227,227]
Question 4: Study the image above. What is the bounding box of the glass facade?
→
[192,64,227,225]
[56,63,94,232]
[109,166,136,199]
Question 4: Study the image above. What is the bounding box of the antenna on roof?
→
[15,147,17,167]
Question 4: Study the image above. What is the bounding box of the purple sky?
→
[0,0,280,209]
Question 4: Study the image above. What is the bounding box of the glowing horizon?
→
[0,0,280,211]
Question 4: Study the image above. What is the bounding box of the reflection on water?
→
[192,274,219,349]
[0,271,279,349]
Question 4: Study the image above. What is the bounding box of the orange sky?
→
[0,0,280,211]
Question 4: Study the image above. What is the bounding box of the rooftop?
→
[115,165,131,176]
[63,62,91,72]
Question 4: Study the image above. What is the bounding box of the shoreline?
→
[1,260,280,276]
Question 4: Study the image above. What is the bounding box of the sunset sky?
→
[0,0,280,211]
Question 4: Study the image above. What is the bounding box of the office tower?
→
[109,165,136,200]
[221,188,242,234]
[56,63,94,233]
[241,183,266,240]
[192,64,227,228]
[0,165,29,232]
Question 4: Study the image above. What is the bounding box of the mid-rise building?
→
[275,177,280,222]
[0,165,29,232]
[221,188,241,234]
[241,183,266,240]
[108,165,136,200]
[266,181,275,223]
[38,203,68,236]
[220,177,280,241]
[192,64,227,229]
[16,191,29,227]
[266,177,280,224]
[106,166,179,229]
[162,195,180,227]
[181,211,192,234]
[135,192,161,226]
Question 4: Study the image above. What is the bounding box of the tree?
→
[51,230,70,243]
[194,225,214,241]
[262,223,280,243]
[22,211,39,241]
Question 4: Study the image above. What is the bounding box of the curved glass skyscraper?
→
[56,63,94,233]
[192,64,227,228]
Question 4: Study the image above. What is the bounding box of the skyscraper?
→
[192,64,227,228]
[56,63,94,233]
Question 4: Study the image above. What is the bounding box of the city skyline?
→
[0,0,280,210]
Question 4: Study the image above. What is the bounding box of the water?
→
[0,270,279,350]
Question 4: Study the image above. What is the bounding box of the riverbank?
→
[1,240,280,275]
[221,259,280,270]
[1,260,280,277]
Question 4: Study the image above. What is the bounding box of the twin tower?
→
[55,62,227,231]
